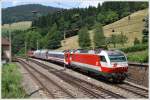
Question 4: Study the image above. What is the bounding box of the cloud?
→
[1,0,104,9]
[79,0,103,8]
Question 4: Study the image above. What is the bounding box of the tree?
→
[142,16,148,43]
[97,13,105,24]
[93,23,105,48]
[119,32,128,46]
[12,30,26,54]
[104,10,118,24]
[25,30,42,50]
[78,26,91,49]
[110,34,118,48]
[46,23,62,49]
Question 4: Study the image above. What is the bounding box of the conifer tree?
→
[93,23,105,49]
[78,26,91,49]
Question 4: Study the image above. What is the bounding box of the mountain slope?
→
[2,4,61,24]
[58,9,148,50]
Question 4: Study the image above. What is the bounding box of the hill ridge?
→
[2,4,62,24]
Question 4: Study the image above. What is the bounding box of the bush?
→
[120,44,148,53]
[127,50,148,63]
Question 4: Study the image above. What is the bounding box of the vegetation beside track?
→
[2,63,26,98]
[127,49,148,63]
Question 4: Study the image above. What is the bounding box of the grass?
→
[2,21,32,31]
[103,9,148,47]
[127,49,148,63]
[58,9,148,50]
[2,63,26,98]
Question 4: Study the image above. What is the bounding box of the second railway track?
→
[115,82,148,98]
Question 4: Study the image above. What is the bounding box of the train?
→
[27,49,128,82]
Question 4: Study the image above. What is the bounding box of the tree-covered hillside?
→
[31,1,148,49]
[2,1,148,55]
[2,4,61,24]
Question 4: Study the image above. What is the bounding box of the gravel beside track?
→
[126,65,148,87]
[16,62,47,98]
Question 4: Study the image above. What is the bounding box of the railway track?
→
[128,62,148,67]
[29,58,149,98]
[17,58,75,98]
[115,81,148,98]
[27,58,125,99]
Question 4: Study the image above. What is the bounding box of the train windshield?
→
[108,54,126,62]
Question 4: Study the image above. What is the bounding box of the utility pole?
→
[9,24,12,62]
[25,41,27,58]
[32,10,40,50]
[37,40,39,50]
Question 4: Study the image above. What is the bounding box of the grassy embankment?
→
[2,63,26,98]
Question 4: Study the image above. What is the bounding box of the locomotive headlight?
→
[113,63,117,67]
[111,63,117,67]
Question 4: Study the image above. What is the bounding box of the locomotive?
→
[28,49,128,82]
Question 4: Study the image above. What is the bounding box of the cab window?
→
[100,56,106,62]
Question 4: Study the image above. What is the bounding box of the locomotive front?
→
[99,50,128,82]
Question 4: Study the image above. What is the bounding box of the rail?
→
[128,62,148,67]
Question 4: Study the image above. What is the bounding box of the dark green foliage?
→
[97,10,118,24]
[25,30,42,50]
[45,23,62,49]
[134,38,140,45]
[78,27,91,49]
[127,53,148,63]
[11,30,26,54]
[142,16,148,43]
[93,23,105,48]
[120,44,148,53]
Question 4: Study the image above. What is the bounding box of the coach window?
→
[100,56,106,62]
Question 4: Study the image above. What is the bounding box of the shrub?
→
[127,50,148,63]
[2,63,26,98]
[120,44,148,53]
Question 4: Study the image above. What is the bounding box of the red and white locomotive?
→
[28,49,128,82]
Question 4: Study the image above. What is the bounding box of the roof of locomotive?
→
[71,49,124,55]
[106,50,125,56]
[48,50,64,55]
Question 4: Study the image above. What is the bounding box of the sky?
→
[1,0,104,9]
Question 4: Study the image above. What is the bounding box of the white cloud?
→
[79,0,103,8]
[1,0,104,8]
